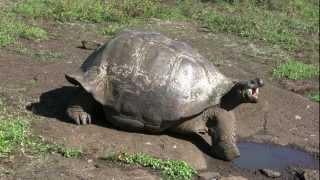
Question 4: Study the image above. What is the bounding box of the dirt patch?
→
[0,20,318,179]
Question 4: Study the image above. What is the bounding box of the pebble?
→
[259,169,281,178]
[145,142,152,145]
[295,115,302,120]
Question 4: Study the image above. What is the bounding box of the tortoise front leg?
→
[206,108,240,161]
[66,88,99,125]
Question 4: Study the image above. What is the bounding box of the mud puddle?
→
[233,142,319,170]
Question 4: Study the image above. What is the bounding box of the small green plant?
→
[102,23,126,36]
[59,147,82,158]
[308,91,320,102]
[0,119,29,156]
[0,97,81,158]
[20,26,48,41]
[0,13,48,46]
[31,140,82,158]
[272,60,319,80]
[107,152,196,180]
[34,50,64,60]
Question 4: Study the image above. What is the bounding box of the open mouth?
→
[245,87,259,100]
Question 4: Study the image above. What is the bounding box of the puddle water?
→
[233,142,319,170]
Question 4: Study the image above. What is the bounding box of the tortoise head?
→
[220,78,264,110]
[234,78,264,103]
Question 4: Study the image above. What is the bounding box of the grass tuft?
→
[272,60,319,80]
[102,23,127,36]
[0,119,29,156]
[0,97,82,158]
[107,152,196,180]
[308,91,320,102]
[0,13,48,46]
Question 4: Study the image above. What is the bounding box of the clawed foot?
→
[66,106,92,125]
[211,142,240,161]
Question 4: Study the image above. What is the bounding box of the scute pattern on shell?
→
[66,30,233,125]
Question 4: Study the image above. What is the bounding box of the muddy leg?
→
[208,108,240,161]
[169,115,208,135]
[66,89,99,125]
[169,109,239,161]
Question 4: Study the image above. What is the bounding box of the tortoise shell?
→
[66,30,233,124]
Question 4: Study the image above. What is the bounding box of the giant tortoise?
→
[65,30,264,161]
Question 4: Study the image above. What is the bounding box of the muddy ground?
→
[0,19,319,179]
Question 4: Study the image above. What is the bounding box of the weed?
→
[272,60,319,80]
[34,50,63,60]
[32,141,82,158]
[0,118,29,156]
[58,147,82,158]
[11,44,63,61]
[102,23,126,36]
[20,26,48,41]
[107,152,196,180]
[308,91,320,102]
[0,13,47,46]
[0,97,81,158]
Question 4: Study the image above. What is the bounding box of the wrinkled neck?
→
[219,86,242,111]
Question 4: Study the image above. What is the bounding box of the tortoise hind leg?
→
[109,115,144,132]
[66,89,99,125]
[108,115,162,133]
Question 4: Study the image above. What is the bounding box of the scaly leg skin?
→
[110,115,145,132]
[207,108,240,161]
[66,89,98,125]
[169,115,208,135]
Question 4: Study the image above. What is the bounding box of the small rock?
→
[81,40,102,50]
[198,171,220,180]
[259,169,281,178]
[145,142,152,145]
[220,176,248,180]
[295,115,302,120]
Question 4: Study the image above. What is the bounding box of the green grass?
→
[0,98,29,156]
[0,13,48,47]
[13,0,180,23]
[106,152,196,180]
[0,118,29,156]
[0,97,82,158]
[101,22,127,36]
[12,44,64,61]
[272,60,319,80]
[12,0,318,52]
[181,0,319,50]
[308,91,320,102]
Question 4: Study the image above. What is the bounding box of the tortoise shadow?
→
[27,86,212,157]
[26,86,109,127]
